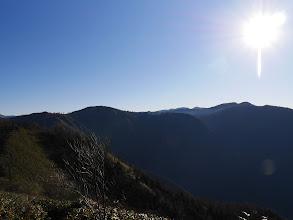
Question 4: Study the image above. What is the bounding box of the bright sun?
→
[243,12,286,78]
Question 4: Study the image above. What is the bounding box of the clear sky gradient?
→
[1,0,293,115]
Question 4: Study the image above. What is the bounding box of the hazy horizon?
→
[2,101,293,116]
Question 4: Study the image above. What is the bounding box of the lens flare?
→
[261,159,276,175]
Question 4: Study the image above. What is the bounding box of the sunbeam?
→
[258,48,261,78]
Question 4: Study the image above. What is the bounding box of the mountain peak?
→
[70,106,122,115]
[239,102,253,106]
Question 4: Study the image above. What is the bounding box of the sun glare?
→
[244,12,285,48]
[243,12,286,78]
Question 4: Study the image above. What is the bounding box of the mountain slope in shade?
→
[11,103,293,219]
[15,106,215,194]
[199,104,293,218]
[0,119,284,220]
[68,106,212,181]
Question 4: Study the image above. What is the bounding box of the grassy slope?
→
[0,127,55,195]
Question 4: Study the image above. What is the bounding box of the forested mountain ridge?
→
[13,111,89,132]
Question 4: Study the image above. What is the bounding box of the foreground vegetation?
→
[0,118,286,219]
[0,191,167,219]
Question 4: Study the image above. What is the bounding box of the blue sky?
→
[1,0,293,115]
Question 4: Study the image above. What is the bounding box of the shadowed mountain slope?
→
[0,119,284,219]
[15,107,216,194]
[68,107,212,188]
[12,104,293,218]
[198,103,293,218]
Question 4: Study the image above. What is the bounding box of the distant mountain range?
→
[0,114,13,118]
[10,102,293,219]
[151,102,253,117]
